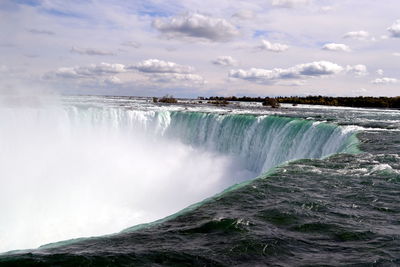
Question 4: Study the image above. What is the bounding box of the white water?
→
[0,105,253,252]
[0,100,355,252]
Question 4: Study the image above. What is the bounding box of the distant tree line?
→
[204,96,400,109]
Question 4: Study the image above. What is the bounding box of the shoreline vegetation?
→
[203,96,400,109]
[151,95,400,109]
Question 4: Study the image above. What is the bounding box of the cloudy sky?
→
[1,0,400,97]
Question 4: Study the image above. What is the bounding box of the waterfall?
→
[55,107,357,174]
[0,104,358,252]
[163,112,356,173]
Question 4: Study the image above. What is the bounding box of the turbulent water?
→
[0,96,399,266]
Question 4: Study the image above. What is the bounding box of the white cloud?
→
[152,13,239,42]
[258,40,289,52]
[5,0,400,96]
[121,41,141,48]
[229,61,343,84]
[346,65,368,76]
[276,80,306,86]
[229,68,280,83]
[212,56,238,66]
[387,20,400,38]
[50,68,79,79]
[343,31,370,40]
[131,59,193,74]
[393,53,400,57]
[149,73,205,84]
[232,10,256,20]
[45,63,126,79]
[371,77,398,84]
[131,59,205,85]
[289,61,344,76]
[44,60,205,86]
[376,69,384,76]
[322,43,351,52]
[71,47,115,56]
[103,76,122,85]
[271,0,311,8]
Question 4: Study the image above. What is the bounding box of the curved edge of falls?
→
[58,107,361,174]
[163,112,360,173]
[18,110,361,252]
[0,109,361,253]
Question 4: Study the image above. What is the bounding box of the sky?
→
[1,0,400,98]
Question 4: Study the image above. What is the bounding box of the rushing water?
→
[0,96,399,266]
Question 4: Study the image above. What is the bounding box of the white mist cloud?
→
[322,43,351,52]
[212,56,238,66]
[131,59,205,85]
[131,59,193,74]
[229,61,343,84]
[46,63,126,79]
[371,77,398,84]
[44,59,205,88]
[387,20,400,38]
[343,30,370,40]
[152,13,239,42]
[71,47,115,56]
[103,76,122,85]
[258,40,289,52]
[149,73,205,84]
[346,65,368,76]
